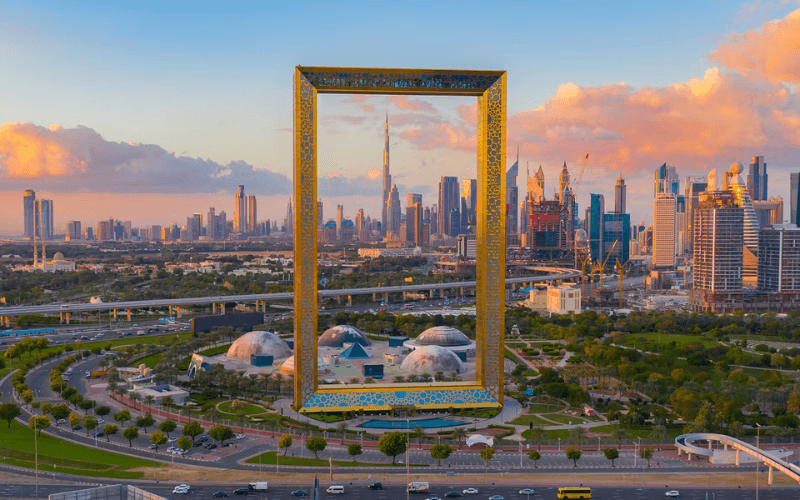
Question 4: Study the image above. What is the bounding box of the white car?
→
[178,484,191,491]
[462,488,479,495]
[173,487,189,494]
[519,489,535,495]
[665,491,680,498]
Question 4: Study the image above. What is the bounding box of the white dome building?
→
[280,355,328,374]
[403,326,476,357]
[318,325,371,347]
[226,331,292,360]
[400,345,465,375]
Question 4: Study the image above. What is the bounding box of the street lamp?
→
[597,437,601,451]
[756,423,761,500]
[406,418,410,500]
[557,437,561,452]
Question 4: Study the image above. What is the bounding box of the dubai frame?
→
[293,66,507,413]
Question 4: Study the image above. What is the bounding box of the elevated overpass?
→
[0,267,580,322]
[676,432,800,484]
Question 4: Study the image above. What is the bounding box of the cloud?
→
[0,122,295,195]
[710,8,800,83]
[399,124,475,152]
[733,0,797,23]
[388,96,437,113]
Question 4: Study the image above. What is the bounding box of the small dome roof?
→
[400,345,464,375]
[280,355,327,373]
[226,331,292,360]
[53,252,65,261]
[415,326,470,346]
[319,325,371,347]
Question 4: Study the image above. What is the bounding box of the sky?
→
[2,0,800,234]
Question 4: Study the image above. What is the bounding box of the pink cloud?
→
[710,8,800,83]
[458,102,477,126]
[388,96,437,113]
[399,124,475,152]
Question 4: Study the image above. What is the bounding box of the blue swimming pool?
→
[359,418,465,429]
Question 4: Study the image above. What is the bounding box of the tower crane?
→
[590,240,617,299]
[616,257,632,308]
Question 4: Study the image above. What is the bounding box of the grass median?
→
[0,420,160,479]
[245,451,427,467]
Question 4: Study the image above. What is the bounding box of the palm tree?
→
[129,392,141,408]
[451,428,467,449]
[612,427,627,450]
[570,425,586,449]
[237,410,248,433]
[336,422,348,444]
[650,424,668,445]
[144,395,155,410]
[412,425,425,449]
[530,425,546,451]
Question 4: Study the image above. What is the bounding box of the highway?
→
[0,268,580,316]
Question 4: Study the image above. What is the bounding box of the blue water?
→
[359,418,465,429]
[0,328,56,337]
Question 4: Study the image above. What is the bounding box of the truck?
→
[137,330,145,336]
[407,482,429,494]
[248,482,268,492]
[86,370,106,378]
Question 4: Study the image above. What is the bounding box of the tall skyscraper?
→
[758,224,800,292]
[558,162,571,204]
[386,185,401,237]
[207,207,217,240]
[356,209,368,242]
[438,176,460,237]
[36,199,54,241]
[653,193,677,268]
[747,156,768,201]
[603,212,630,265]
[684,176,708,254]
[317,200,324,227]
[529,165,545,203]
[654,164,680,196]
[694,190,743,292]
[381,114,391,237]
[587,194,604,263]
[247,196,257,233]
[234,185,246,233]
[284,198,293,234]
[727,162,760,286]
[615,177,626,214]
[336,205,344,240]
[461,179,477,227]
[507,147,519,236]
[66,221,82,241]
[406,194,423,246]
[23,190,36,239]
[791,173,800,225]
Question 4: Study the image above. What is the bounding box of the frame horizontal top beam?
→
[297,66,504,96]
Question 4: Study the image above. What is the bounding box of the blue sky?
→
[2,0,799,231]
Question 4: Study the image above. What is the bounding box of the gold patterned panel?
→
[293,66,506,411]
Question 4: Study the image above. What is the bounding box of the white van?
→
[326,486,344,495]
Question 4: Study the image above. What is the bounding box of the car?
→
[72,425,83,431]
[213,492,228,498]
[290,491,308,496]
[173,487,189,494]
[149,444,158,450]
[462,489,479,495]
[519,489,535,496]
[94,432,104,438]
[178,485,191,490]
[445,493,461,498]
[197,436,209,442]
[168,437,177,442]
[665,492,680,498]
[236,434,246,440]
[425,497,441,500]
[193,441,203,447]
[368,483,382,490]
[206,444,218,450]
[488,496,504,500]
[233,487,249,495]
[57,419,67,425]
[97,419,104,424]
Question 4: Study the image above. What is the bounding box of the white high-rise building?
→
[653,193,677,268]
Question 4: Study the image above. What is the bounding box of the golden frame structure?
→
[293,66,506,412]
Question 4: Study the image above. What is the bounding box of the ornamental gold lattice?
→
[293,66,506,412]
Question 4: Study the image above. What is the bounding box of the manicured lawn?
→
[245,451,426,467]
[0,420,158,478]
[197,344,231,357]
[510,414,556,426]
[527,403,563,413]
[306,413,347,423]
[619,333,720,349]
[541,413,589,425]
[587,424,684,440]
[218,401,268,416]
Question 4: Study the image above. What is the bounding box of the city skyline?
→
[3,2,800,233]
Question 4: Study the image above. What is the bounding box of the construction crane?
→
[572,153,590,195]
[616,257,632,308]
[590,240,617,299]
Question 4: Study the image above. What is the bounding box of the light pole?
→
[557,437,561,452]
[406,418,410,500]
[756,423,761,500]
[34,415,39,500]
[597,437,601,451]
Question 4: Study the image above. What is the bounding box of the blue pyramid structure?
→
[339,342,370,359]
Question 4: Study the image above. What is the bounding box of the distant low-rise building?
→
[546,284,581,314]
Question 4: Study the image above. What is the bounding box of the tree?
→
[479,447,495,471]
[378,432,407,465]
[113,409,131,428]
[136,413,155,434]
[278,434,293,456]
[177,435,192,452]
[347,443,362,462]
[649,424,668,444]
[144,395,155,409]
[570,425,586,448]
[451,427,467,449]
[209,424,235,445]
[639,446,653,467]
[528,450,541,468]
[412,425,425,449]
[566,446,582,467]
[28,415,50,436]
[161,395,174,408]
[336,422,348,444]
[103,424,118,442]
[612,427,627,449]
[49,403,70,424]
[0,402,21,428]
[159,418,177,437]
[122,426,139,447]
[530,424,546,451]
[83,415,98,436]
[430,444,453,466]
[603,447,619,467]
[68,413,81,429]
[305,436,327,459]
[150,430,168,450]
[182,421,203,444]
[95,405,111,417]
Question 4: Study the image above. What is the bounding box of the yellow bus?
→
[557,487,592,499]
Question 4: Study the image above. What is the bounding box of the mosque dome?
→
[280,355,328,373]
[53,252,65,261]
[318,325,371,347]
[400,345,464,375]
[226,331,292,360]
[414,326,471,347]
[730,162,743,175]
